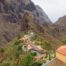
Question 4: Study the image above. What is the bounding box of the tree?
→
[19,53,33,66]
[44,42,52,50]
[20,53,42,66]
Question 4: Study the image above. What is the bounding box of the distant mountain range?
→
[0,0,66,48]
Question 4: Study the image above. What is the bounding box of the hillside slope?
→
[0,0,52,46]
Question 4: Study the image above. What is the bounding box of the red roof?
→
[56,45,66,56]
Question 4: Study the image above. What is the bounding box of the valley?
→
[0,0,66,66]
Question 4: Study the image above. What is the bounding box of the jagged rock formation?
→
[53,15,66,37]
[0,0,51,24]
[0,0,52,46]
[36,5,52,25]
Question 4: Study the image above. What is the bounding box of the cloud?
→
[32,0,66,22]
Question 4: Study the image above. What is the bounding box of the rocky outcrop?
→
[0,0,52,24]
[54,15,66,34]
[55,15,66,25]
[0,0,52,46]
[36,5,52,25]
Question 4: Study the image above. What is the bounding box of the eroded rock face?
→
[22,0,31,5]
[0,0,52,46]
[56,15,66,26]
[55,15,66,34]
[0,0,52,23]
[36,5,52,24]
[0,0,36,22]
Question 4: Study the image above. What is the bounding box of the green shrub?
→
[14,44,23,58]
[14,40,21,45]
[62,39,66,44]
[2,63,10,66]
[44,42,52,50]
[0,48,4,53]
[31,52,37,56]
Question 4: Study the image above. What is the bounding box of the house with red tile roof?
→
[42,45,66,66]
[56,45,66,63]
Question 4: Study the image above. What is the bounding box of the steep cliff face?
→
[0,0,51,24]
[54,15,66,34]
[36,5,52,24]
[0,15,21,46]
[0,0,52,45]
[0,0,36,22]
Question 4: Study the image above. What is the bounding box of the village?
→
[19,32,66,66]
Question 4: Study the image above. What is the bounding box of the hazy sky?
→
[32,0,66,22]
